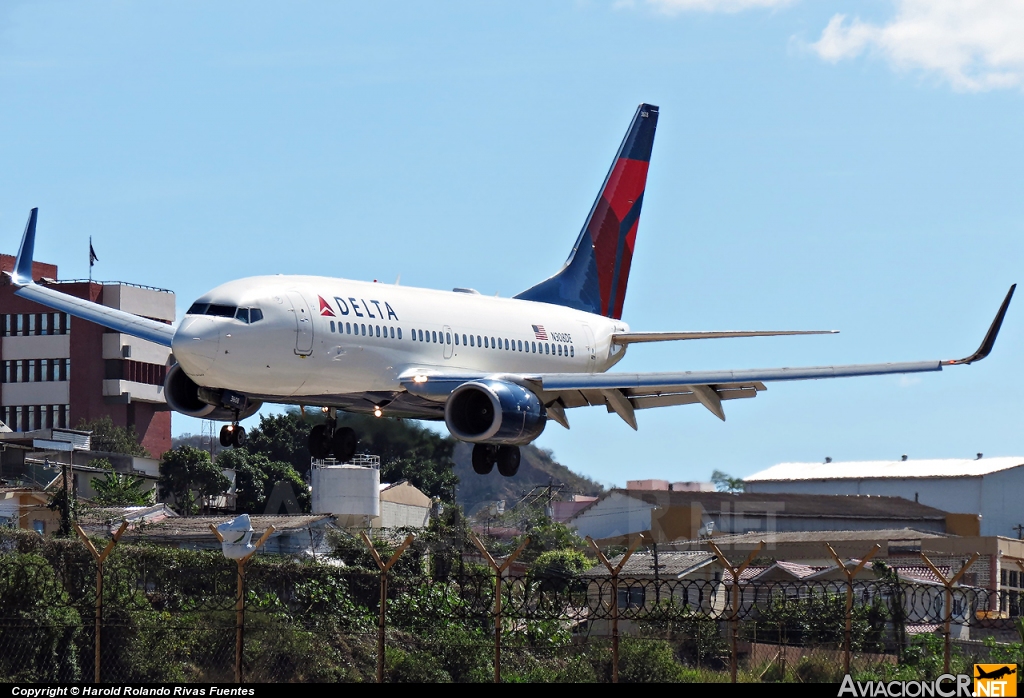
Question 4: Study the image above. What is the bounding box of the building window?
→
[617,586,645,609]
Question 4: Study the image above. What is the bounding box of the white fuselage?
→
[171,276,629,401]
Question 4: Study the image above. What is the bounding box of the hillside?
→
[452,442,604,513]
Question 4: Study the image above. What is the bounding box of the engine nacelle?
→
[444,379,546,445]
[163,363,262,421]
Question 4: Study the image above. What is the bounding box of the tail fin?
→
[515,103,658,319]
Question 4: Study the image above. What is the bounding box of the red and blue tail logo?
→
[516,103,658,320]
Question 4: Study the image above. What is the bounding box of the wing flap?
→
[537,361,944,393]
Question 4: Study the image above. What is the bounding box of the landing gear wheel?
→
[308,424,331,460]
[496,445,520,477]
[472,444,497,475]
[231,426,246,448]
[219,425,233,448]
[332,427,357,463]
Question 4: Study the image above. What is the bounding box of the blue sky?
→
[2,1,1023,487]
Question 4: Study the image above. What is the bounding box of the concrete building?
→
[0,253,174,456]
[671,528,1024,620]
[0,486,58,534]
[567,489,969,544]
[0,427,160,502]
[745,457,1024,538]
[376,480,431,529]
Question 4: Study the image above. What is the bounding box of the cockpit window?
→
[232,308,264,324]
[186,302,209,316]
[206,304,237,318]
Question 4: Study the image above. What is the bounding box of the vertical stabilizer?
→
[515,103,658,319]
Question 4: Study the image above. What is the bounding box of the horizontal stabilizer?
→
[612,330,838,345]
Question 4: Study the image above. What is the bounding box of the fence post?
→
[825,543,880,676]
[707,539,764,684]
[471,533,530,684]
[75,520,128,684]
[362,532,415,684]
[920,551,979,675]
[586,534,645,683]
[210,523,275,683]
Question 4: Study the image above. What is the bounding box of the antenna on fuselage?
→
[394,274,401,285]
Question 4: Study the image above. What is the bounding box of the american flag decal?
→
[532,324,548,340]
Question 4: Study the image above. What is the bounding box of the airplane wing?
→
[7,209,176,347]
[403,283,1015,428]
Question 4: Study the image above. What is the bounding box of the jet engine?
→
[444,379,546,445]
[163,363,262,421]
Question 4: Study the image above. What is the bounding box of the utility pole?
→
[1014,524,1024,540]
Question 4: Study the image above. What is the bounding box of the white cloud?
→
[811,1,1024,91]
[622,0,796,14]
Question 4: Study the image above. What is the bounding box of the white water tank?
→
[311,464,380,518]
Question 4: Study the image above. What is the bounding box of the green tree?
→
[77,415,150,457]
[529,548,591,592]
[243,412,316,473]
[511,507,587,562]
[158,446,230,514]
[215,449,310,514]
[245,410,458,501]
[382,456,456,502]
[92,471,155,506]
[711,469,745,493]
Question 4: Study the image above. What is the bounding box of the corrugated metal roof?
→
[583,551,716,579]
[599,489,949,519]
[746,456,1024,482]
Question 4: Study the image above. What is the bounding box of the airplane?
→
[976,666,1016,680]
[6,103,1016,478]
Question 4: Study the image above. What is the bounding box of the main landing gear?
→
[219,423,246,448]
[472,444,520,477]
[307,409,358,462]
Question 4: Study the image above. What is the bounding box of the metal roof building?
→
[566,488,960,544]
[745,457,1024,538]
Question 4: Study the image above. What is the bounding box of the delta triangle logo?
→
[318,296,336,317]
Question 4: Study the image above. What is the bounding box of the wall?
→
[747,477,987,532]
[569,492,655,541]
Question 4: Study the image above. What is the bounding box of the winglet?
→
[12,208,38,286]
[944,284,1015,365]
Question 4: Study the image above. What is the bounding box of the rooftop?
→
[674,528,951,548]
[583,551,716,578]
[79,514,333,542]
[576,489,952,521]
[746,457,1024,482]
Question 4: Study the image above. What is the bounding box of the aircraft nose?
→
[172,316,221,374]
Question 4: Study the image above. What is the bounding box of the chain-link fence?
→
[2,528,1023,683]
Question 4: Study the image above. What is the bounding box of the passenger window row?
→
[325,316,576,358]
[330,320,401,340]
[435,330,575,358]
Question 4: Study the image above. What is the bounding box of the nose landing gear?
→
[219,423,246,448]
[471,444,520,477]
